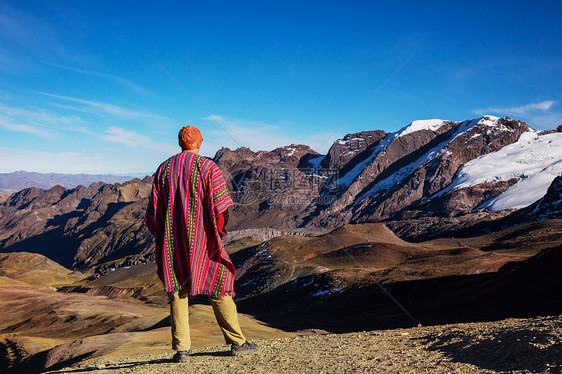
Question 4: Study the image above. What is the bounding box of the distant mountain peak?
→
[0,171,140,193]
[396,118,451,138]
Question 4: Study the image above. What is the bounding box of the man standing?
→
[144,125,258,362]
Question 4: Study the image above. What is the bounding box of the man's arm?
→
[216,209,229,237]
[144,166,165,239]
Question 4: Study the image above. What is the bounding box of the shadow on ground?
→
[43,351,233,373]
[238,246,562,333]
[43,358,171,373]
[417,323,562,373]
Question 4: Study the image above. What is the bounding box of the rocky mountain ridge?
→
[1,116,561,267]
[0,178,154,268]
[319,130,387,170]
[299,116,533,228]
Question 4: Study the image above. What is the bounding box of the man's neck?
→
[181,148,200,155]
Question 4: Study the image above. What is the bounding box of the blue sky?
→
[0,1,561,175]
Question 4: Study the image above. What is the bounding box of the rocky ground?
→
[46,314,562,374]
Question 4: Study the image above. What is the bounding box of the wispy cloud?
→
[0,146,151,174]
[0,147,104,174]
[528,113,562,130]
[0,100,178,174]
[474,100,557,116]
[0,125,177,174]
[0,115,52,137]
[473,100,561,130]
[40,61,151,95]
[0,103,85,137]
[37,92,162,119]
[200,115,340,157]
[100,126,177,154]
[100,127,151,147]
[0,103,80,124]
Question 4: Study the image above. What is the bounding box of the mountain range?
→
[1,116,561,268]
[223,116,558,226]
[0,171,138,195]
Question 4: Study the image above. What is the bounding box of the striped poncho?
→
[144,152,235,297]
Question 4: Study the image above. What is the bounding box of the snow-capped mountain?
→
[297,116,536,227]
[436,131,562,211]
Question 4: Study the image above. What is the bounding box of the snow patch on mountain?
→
[335,137,365,145]
[477,115,501,128]
[397,119,450,138]
[307,155,324,170]
[438,131,562,210]
[335,135,394,187]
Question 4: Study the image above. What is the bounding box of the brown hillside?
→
[0,252,83,286]
[0,253,293,373]
[266,223,414,262]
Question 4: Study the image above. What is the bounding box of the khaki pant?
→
[170,290,246,351]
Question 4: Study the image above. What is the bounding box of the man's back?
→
[145,152,235,297]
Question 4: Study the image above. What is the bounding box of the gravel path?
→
[46,315,562,374]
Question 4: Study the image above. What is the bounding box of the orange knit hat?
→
[178,125,203,150]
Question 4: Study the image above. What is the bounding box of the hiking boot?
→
[172,349,190,362]
[230,341,258,356]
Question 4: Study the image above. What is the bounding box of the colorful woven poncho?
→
[144,152,235,297]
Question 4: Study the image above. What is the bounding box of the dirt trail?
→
[46,314,562,374]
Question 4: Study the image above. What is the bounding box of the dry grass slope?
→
[0,252,84,286]
[0,252,293,373]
